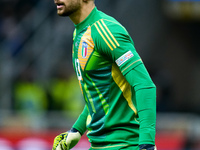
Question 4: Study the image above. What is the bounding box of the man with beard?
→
[52,0,157,149]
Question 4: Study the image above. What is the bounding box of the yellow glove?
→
[52,129,81,150]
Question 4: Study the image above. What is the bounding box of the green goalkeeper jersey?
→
[72,7,156,149]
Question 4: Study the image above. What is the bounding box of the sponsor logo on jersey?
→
[115,51,134,66]
[82,42,88,58]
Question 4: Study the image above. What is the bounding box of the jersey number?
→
[75,59,82,81]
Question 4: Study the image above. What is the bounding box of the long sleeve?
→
[124,63,156,145]
[72,105,88,135]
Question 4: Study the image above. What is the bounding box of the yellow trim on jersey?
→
[86,74,109,115]
[112,64,137,115]
[78,26,94,70]
[94,23,113,50]
[101,19,120,47]
[73,29,76,41]
[78,80,83,94]
[91,144,129,149]
[97,21,116,49]
[121,59,142,74]
[94,19,120,51]
[84,83,96,113]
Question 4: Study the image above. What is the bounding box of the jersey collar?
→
[75,7,98,34]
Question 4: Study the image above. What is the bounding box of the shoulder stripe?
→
[97,21,117,49]
[94,19,121,51]
[94,22,113,50]
[101,19,120,47]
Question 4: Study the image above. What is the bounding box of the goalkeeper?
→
[52,0,156,149]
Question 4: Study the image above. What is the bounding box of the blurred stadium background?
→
[0,0,200,149]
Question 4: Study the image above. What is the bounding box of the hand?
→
[139,144,157,150]
[52,132,68,150]
[52,129,81,150]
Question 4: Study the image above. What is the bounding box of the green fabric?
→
[124,64,156,145]
[72,106,88,135]
[89,145,139,150]
[71,7,156,148]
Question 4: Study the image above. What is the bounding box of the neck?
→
[69,2,95,25]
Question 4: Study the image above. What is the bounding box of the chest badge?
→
[82,42,88,58]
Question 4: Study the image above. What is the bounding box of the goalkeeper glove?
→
[139,144,157,150]
[52,128,81,150]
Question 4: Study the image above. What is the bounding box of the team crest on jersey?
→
[116,51,134,66]
[82,42,88,58]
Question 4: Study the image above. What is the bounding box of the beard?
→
[56,0,81,17]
